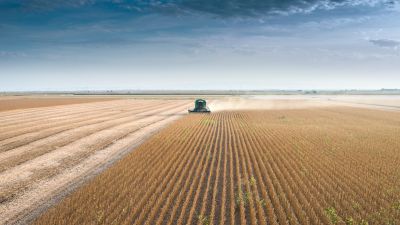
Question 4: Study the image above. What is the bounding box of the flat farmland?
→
[0,96,120,112]
[0,98,192,224]
[33,107,400,225]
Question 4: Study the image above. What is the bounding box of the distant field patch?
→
[0,96,119,112]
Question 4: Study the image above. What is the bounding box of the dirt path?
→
[0,99,191,225]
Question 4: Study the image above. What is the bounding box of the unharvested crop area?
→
[34,107,400,225]
[0,99,191,224]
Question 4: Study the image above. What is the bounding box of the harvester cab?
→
[188,99,211,113]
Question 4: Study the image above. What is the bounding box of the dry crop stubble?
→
[0,97,119,112]
[0,99,192,224]
[0,101,189,198]
[0,100,181,164]
[0,100,166,140]
[33,108,400,225]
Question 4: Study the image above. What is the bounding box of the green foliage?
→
[351,201,361,210]
[235,189,251,208]
[345,217,355,225]
[385,218,396,225]
[392,201,400,211]
[201,119,216,125]
[257,198,266,207]
[234,177,267,211]
[324,207,340,224]
[235,177,259,208]
[249,176,256,186]
[235,191,242,207]
[197,214,210,225]
[95,210,105,224]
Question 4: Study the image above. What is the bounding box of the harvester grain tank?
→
[188,99,211,113]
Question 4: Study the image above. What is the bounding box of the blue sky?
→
[1,0,400,91]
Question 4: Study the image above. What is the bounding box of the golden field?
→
[0,98,192,224]
[33,107,400,225]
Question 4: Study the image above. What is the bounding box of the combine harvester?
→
[188,99,211,113]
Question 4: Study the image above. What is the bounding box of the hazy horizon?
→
[1,0,400,91]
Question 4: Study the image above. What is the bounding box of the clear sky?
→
[1,0,399,91]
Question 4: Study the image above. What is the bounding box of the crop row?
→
[34,109,400,225]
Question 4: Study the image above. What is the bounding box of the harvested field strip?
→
[34,109,400,225]
[0,99,173,128]
[0,100,178,150]
[0,97,119,112]
[0,100,137,131]
[0,101,189,172]
[0,100,162,131]
[0,101,185,161]
[0,100,190,219]
[0,102,190,203]
[0,99,124,124]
